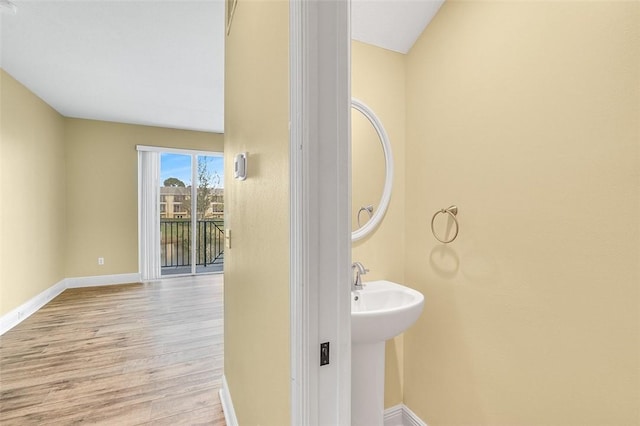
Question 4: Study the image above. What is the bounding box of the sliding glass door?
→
[159,152,224,276]
[138,146,223,279]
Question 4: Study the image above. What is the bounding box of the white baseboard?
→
[0,278,67,335]
[65,273,141,288]
[219,375,238,426]
[0,272,141,335]
[384,404,406,426]
[384,404,427,426]
[216,382,423,426]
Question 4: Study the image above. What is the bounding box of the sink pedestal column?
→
[352,341,385,426]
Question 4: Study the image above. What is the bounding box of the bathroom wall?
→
[64,118,222,278]
[403,1,639,424]
[0,69,66,316]
[351,41,406,408]
[223,0,290,424]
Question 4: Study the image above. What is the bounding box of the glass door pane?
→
[195,155,224,274]
[160,153,193,276]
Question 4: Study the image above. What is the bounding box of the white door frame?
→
[289,0,351,425]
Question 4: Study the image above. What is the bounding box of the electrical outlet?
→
[320,342,330,366]
[98,257,105,265]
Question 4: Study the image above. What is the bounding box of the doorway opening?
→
[160,153,224,276]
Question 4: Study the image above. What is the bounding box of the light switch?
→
[225,229,231,249]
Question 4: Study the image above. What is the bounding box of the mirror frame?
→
[351,98,394,242]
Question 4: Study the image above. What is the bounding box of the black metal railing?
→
[160,219,224,269]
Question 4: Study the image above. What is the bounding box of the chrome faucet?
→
[351,262,369,291]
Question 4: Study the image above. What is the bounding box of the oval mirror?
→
[351,98,393,242]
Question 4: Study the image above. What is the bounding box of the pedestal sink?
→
[351,280,424,426]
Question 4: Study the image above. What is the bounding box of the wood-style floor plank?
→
[0,275,226,425]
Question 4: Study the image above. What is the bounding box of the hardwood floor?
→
[0,275,226,425]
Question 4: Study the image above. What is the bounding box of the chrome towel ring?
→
[431,205,459,244]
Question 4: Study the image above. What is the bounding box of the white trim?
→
[65,273,141,288]
[402,404,428,426]
[384,404,405,426]
[383,404,428,426]
[135,144,223,158]
[289,0,351,424]
[289,0,307,422]
[1,273,144,335]
[0,279,66,335]
[219,375,238,426]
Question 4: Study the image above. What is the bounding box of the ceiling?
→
[352,0,444,55]
[0,0,443,134]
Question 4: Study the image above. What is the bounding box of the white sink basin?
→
[351,280,424,343]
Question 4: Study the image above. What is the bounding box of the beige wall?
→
[64,118,222,277]
[0,69,67,316]
[1,68,222,315]
[223,0,290,424]
[351,41,407,408]
[404,1,639,424]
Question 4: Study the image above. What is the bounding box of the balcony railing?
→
[160,219,224,272]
